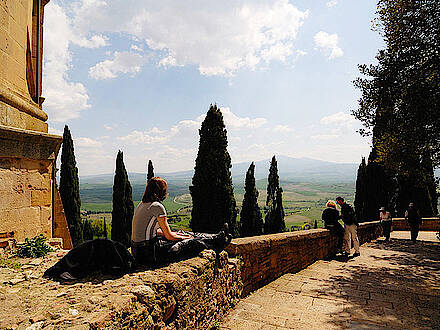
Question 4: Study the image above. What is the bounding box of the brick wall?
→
[392,218,440,231]
[226,221,383,296]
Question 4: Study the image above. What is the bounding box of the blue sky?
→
[42,0,383,176]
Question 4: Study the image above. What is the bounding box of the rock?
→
[56,291,67,297]
[25,321,44,330]
[69,308,79,316]
[29,259,42,266]
[131,285,156,305]
[9,277,25,285]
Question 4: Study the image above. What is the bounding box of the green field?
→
[80,180,355,232]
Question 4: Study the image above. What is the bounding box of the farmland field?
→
[80,179,355,232]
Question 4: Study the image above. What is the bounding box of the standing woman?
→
[379,207,392,242]
[322,200,344,256]
[131,177,231,265]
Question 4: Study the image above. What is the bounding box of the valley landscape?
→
[80,156,358,234]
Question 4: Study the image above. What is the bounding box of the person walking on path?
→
[405,202,422,242]
[379,207,392,242]
[336,196,360,257]
[322,200,344,258]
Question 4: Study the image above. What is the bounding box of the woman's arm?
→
[157,215,193,241]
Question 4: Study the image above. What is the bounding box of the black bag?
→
[44,239,135,279]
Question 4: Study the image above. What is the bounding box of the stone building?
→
[0,0,71,247]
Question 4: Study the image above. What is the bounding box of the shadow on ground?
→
[312,235,440,329]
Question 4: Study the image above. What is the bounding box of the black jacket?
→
[322,207,340,227]
[340,202,357,226]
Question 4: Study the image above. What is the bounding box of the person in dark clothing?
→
[131,177,232,266]
[322,200,344,256]
[336,196,360,257]
[405,202,422,242]
[379,207,392,242]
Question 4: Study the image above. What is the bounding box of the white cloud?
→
[89,51,147,80]
[273,125,293,133]
[76,137,103,148]
[69,0,309,76]
[103,124,113,131]
[117,131,169,145]
[314,31,344,59]
[43,3,91,122]
[73,34,108,48]
[320,112,356,129]
[221,107,267,129]
[48,127,64,136]
[327,0,338,8]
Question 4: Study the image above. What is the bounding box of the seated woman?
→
[131,177,232,265]
[322,200,344,256]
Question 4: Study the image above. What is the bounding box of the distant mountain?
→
[80,156,359,185]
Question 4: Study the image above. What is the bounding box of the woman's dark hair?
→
[142,177,168,202]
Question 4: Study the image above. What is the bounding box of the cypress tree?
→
[240,162,263,237]
[60,125,83,247]
[103,217,108,239]
[147,160,154,181]
[82,219,94,241]
[264,156,285,234]
[354,157,368,222]
[111,151,134,247]
[190,104,238,236]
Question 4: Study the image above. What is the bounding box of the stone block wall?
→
[52,184,73,249]
[392,217,440,231]
[0,156,52,242]
[93,251,242,329]
[226,221,383,296]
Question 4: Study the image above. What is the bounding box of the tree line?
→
[59,105,286,247]
[353,0,439,220]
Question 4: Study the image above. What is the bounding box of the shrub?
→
[15,234,52,258]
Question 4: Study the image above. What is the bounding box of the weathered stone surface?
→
[393,217,440,231]
[0,249,242,329]
[223,231,440,330]
[226,222,384,296]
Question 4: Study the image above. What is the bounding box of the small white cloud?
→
[74,34,108,48]
[311,134,339,140]
[117,130,169,145]
[296,49,307,57]
[274,125,293,133]
[130,44,143,52]
[104,124,113,131]
[76,137,103,148]
[89,51,147,80]
[48,127,63,136]
[327,0,338,8]
[221,107,267,129]
[320,112,356,129]
[314,31,344,59]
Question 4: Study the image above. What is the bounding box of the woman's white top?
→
[131,201,167,242]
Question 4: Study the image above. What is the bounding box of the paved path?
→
[222,232,440,329]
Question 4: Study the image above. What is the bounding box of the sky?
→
[42,0,384,176]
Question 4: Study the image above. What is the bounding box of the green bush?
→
[15,234,53,258]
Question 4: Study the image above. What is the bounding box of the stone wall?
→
[392,217,440,231]
[91,251,242,329]
[226,221,383,296]
[0,156,52,242]
[53,183,73,250]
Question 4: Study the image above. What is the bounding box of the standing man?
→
[405,202,422,242]
[336,196,360,257]
[379,207,393,242]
